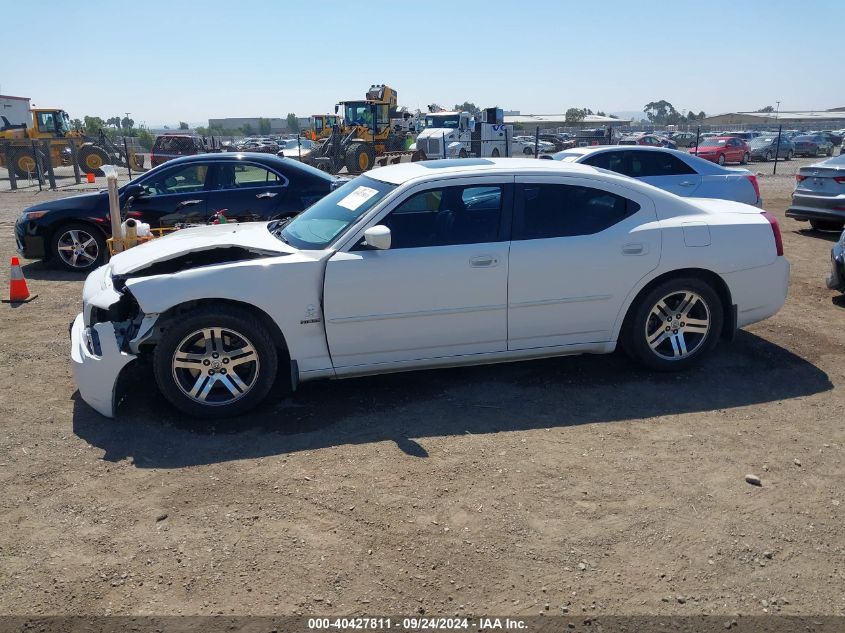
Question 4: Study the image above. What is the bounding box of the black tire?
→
[827,147,834,157]
[741,152,750,165]
[344,142,375,173]
[153,305,278,418]
[785,150,793,161]
[809,219,845,232]
[623,277,723,372]
[11,148,37,178]
[717,154,726,166]
[49,222,107,272]
[458,148,467,158]
[763,151,772,162]
[491,148,500,157]
[523,146,534,155]
[78,145,111,176]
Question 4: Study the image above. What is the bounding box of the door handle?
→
[621,243,646,255]
[470,255,498,267]
[679,181,695,186]
[175,199,202,210]
[256,191,278,199]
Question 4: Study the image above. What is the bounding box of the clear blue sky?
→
[3,0,843,126]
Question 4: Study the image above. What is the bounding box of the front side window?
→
[379,184,503,249]
[627,151,696,177]
[37,112,56,132]
[514,184,640,240]
[141,164,209,196]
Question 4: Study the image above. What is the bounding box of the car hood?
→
[108,221,297,276]
[24,190,106,213]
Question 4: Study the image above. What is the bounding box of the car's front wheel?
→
[50,222,106,272]
[153,306,278,418]
[717,154,726,166]
[624,278,723,371]
[741,152,750,165]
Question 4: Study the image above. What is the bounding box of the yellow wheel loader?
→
[0,108,145,178]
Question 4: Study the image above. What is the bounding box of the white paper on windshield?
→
[337,186,378,211]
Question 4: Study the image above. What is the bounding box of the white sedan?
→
[551,146,762,207]
[277,138,315,159]
[71,159,789,418]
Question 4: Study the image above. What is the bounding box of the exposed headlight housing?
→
[21,210,48,221]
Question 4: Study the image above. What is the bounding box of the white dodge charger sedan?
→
[71,158,789,418]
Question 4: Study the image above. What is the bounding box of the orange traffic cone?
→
[4,257,36,304]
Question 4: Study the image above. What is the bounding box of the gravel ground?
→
[0,177,843,618]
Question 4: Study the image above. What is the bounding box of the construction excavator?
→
[0,108,144,178]
[302,114,340,142]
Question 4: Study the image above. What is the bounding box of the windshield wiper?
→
[269,217,293,243]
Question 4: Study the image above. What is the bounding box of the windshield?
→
[344,102,373,127]
[425,115,460,129]
[59,112,72,134]
[278,176,396,249]
[750,137,774,146]
[699,138,727,147]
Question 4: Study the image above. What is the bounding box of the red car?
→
[689,136,750,165]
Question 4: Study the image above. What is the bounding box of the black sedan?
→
[15,153,341,272]
[786,154,845,232]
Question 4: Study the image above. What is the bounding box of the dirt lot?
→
[0,166,843,619]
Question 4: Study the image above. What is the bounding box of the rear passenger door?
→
[626,150,702,197]
[507,176,660,349]
[208,161,289,222]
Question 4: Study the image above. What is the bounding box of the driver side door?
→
[323,178,512,370]
[128,162,212,227]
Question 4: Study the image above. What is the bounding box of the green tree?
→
[195,126,208,136]
[241,123,254,136]
[565,108,587,123]
[453,102,481,116]
[136,126,155,150]
[258,117,272,135]
[286,113,299,133]
[121,116,134,130]
[179,121,189,130]
[70,118,83,130]
[82,116,106,136]
[756,105,775,113]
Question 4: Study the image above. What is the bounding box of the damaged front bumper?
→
[70,313,137,418]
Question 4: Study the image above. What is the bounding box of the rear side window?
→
[627,151,696,177]
[514,184,640,240]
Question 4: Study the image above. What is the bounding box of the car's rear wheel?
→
[153,306,278,418]
[623,278,723,372]
[717,154,726,166]
[827,147,834,157]
[50,222,106,272]
[763,151,772,162]
[785,150,793,161]
[810,219,845,232]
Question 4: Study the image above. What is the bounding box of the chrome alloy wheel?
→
[56,228,99,269]
[644,291,711,361]
[171,327,260,406]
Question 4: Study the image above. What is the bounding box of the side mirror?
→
[123,183,146,199]
[363,225,391,250]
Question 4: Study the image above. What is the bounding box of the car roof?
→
[366,157,611,186]
[152,152,335,179]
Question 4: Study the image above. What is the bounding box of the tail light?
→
[834,176,845,184]
[746,175,761,201]
[796,174,807,182]
[761,211,784,256]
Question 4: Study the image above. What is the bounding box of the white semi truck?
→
[414,107,513,159]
